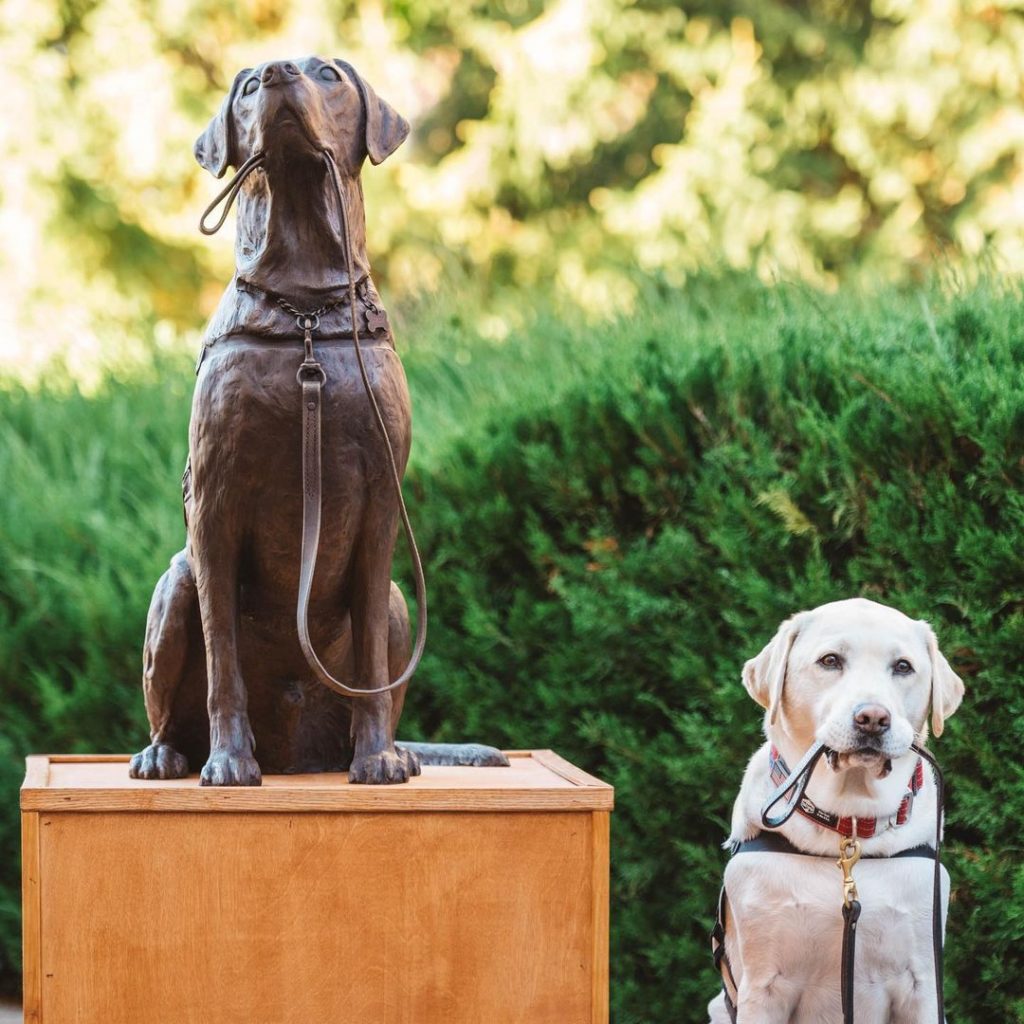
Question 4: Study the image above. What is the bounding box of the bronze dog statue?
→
[130,56,506,785]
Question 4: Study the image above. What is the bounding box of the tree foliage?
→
[4,0,1024,374]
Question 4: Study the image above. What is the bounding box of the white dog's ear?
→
[921,622,964,738]
[195,69,249,178]
[334,60,410,165]
[743,613,805,725]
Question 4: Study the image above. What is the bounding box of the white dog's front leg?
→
[735,974,800,1023]
[707,991,732,1024]
[891,974,940,1024]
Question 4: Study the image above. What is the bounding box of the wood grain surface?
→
[20,812,40,1024]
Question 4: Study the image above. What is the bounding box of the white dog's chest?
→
[721,851,948,1022]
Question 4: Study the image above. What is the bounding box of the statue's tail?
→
[396,742,510,768]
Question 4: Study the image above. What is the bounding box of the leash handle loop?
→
[198,153,265,236]
[760,741,830,830]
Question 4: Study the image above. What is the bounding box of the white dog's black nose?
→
[261,61,301,86]
[853,703,891,735]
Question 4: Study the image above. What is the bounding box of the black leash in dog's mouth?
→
[196,148,427,700]
[751,740,947,1024]
[760,740,832,830]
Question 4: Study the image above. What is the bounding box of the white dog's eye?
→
[319,66,342,82]
[242,77,259,96]
[893,658,914,675]
[818,653,843,670]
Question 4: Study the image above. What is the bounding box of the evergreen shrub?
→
[401,281,1024,1022]
[1,283,1022,1020]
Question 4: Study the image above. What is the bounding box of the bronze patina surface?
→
[130,57,506,786]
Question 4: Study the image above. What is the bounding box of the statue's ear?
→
[334,60,409,165]
[194,69,249,178]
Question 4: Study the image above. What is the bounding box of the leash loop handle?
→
[760,741,830,830]
[198,153,265,235]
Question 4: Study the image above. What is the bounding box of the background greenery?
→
[4,0,1024,1021]
[3,281,1024,1020]
[5,0,1024,377]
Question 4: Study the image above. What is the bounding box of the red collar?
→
[769,746,925,839]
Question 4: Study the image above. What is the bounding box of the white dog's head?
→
[743,598,964,776]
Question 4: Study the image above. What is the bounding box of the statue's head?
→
[194,56,409,179]
[193,57,409,303]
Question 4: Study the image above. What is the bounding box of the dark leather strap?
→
[198,152,265,235]
[291,153,427,698]
[711,886,739,1023]
[913,743,946,1024]
[841,899,861,1024]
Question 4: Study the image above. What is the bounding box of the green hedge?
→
[2,281,1023,1020]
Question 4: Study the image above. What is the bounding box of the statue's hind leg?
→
[389,583,509,770]
[384,581,421,778]
[129,550,202,780]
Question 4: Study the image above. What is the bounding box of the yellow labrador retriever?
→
[709,598,964,1023]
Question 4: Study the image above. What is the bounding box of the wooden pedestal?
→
[21,750,612,1024]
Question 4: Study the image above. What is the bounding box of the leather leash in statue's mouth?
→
[198,149,427,699]
[742,740,946,1024]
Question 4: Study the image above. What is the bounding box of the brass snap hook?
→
[837,827,862,909]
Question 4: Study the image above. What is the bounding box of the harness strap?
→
[733,833,938,859]
[913,743,946,1024]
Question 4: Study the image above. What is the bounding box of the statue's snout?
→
[260,61,302,88]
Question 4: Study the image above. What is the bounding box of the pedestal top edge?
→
[20,750,614,813]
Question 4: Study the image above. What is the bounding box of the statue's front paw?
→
[129,743,189,780]
[200,748,262,786]
[349,746,418,785]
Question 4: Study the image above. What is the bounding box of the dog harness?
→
[711,741,946,1024]
[768,746,925,838]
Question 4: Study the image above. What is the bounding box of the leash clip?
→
[297,312,321,335]
[296,317,327,385]
[837,828,862,909]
